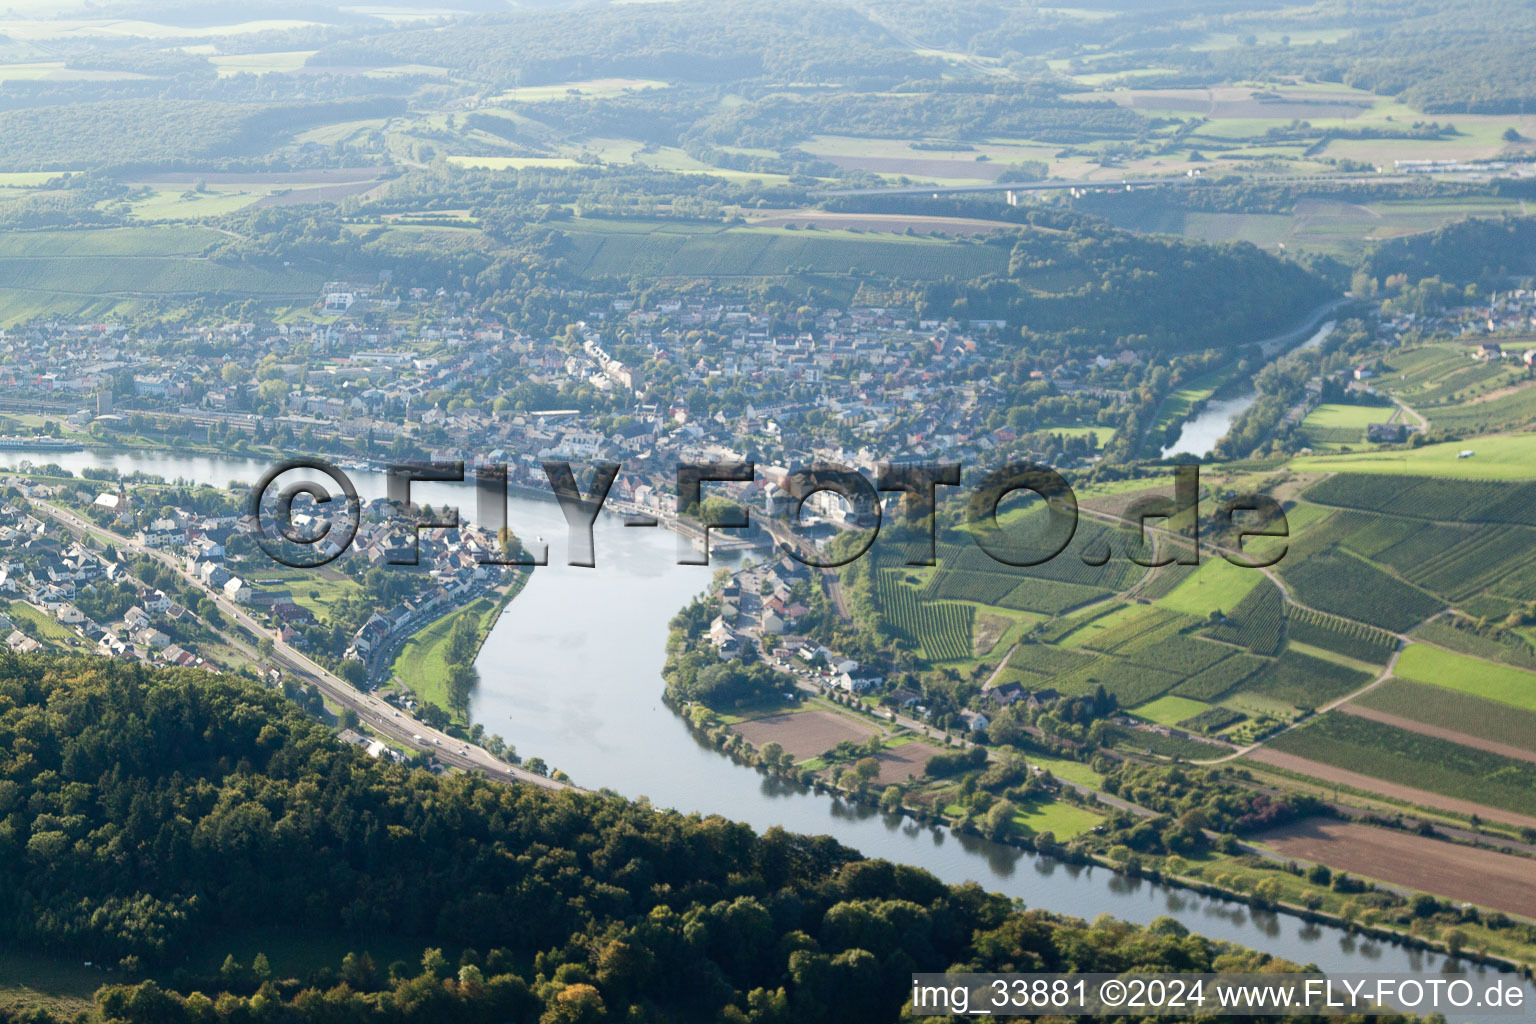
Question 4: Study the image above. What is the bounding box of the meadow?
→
[1291,433,1536,480]
[389,597,502,716]
[1295,402,1396,449]
[1131,694,1210,727]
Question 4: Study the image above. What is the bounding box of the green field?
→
[1393,643,1536,711]
[1267,711,1536,818]
[1131,694,1210,726]
[0,226,222,256]
[1292,433,1536,480]
[1352,678,1536,752]
[1154,555,1266,616]
[1296,402,1396,448]
[8,601,81,647]
[1013,799,1103,839]
[1235,648,1371,709]
[0,949,100,1020]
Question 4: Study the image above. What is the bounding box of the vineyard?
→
[1353,679,1536,754]
[568,221,1012,281]
[1268,712,1536,819]
[1239,649,1371,709]
[1172,652,1269,700]
[1286,607,1397,664]
[1283,547,1443,633]
[1362,522,1536,602]
[1201,580,1285,655]
[1410,617,1536,670]
[1179,705,1246,734]
[875,569,975,662]
[1304,474,1536,527]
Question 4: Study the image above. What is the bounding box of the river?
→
[1161,319,1337,459]
[5,445,1528,1008]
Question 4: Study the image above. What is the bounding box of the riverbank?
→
[1153,298,1352,458]
[673,677,1536,977]
[385,574,527,723]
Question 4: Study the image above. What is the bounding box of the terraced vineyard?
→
[1202,579,1285,655]
[1286,607,1397,664]
[876,570,975,662]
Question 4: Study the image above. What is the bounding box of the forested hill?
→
[0,655,1359,1023]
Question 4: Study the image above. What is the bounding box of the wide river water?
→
[6,445,1529,1008]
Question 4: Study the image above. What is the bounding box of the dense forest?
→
[0,654,1389,1023]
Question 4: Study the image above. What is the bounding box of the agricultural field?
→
[1130,694,1210,727]
[1200,579,1285,654]
[1256,818,1536,920]
[1392,643,1536,711]
[1350,678,1536,755]
[1285,606,1397,664]
[876,569,975,662]
[1282,546,1443,633]
[729,708,877,763]
[0,224,322,322]
[1235,648,1371,708]
[554,219,1013,281]
[1295,402,1396,450]
[1266,711,1536,820]
[1153,553,1265,617]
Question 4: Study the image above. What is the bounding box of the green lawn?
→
[1290,433,1536,480]
[1021,752,1105,789]
[1302,403,1398,429]
[1393,643,1536,711]
[1132,694,1210,726]
[1014,799,1103,838]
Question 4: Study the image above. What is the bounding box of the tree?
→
[336,660,366,688]
[447,663,479,716]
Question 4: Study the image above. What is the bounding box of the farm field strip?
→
[1255,818,1536,920]
[1353,677,1536,751]
[1244,747,1536,830]
[1265,712,1536,820]
[730,709,877,762]
[1393,644,1536,711]
[1337,703,1536,765]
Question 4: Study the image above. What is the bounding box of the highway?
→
[33,497,571,792]
[810,170,1421,199]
